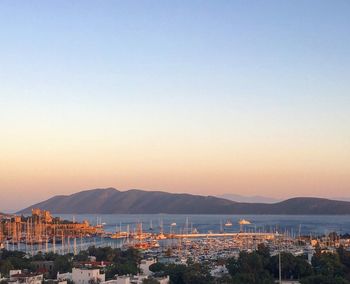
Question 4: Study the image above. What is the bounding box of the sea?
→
[57,214,350,236]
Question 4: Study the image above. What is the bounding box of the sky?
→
[0,0,349,211]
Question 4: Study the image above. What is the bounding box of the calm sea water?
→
[56,214,350,236]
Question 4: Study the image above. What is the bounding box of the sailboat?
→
[219,220,224,233]
[225,220,233,227]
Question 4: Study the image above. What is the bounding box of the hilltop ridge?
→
[18,188,350,215]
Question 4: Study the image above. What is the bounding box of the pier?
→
[170,232,277,239]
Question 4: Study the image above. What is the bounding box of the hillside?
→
[18,188,350,215]
[19,188,234,214]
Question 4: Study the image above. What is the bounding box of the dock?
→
[169,232,277,239]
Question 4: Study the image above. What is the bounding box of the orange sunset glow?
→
[1,1,349,212]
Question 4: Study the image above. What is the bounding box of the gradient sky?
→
[1,0,350,211]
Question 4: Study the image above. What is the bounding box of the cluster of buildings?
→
[3,210,350,284]
[0,257,169,284]
[1,232,350,284]
[0,209,103,253]
[67,258,168,284]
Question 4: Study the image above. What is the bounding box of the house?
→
[57,271,72,282]
[72,267,105,284]
[32,260,55,276]
[78,261,112,269]
[210,265,228,278]
[9,270,43,284]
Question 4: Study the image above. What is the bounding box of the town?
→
[1,210,350,283]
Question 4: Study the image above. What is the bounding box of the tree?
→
[32,251,45,261]
[44,252,59,261]
[257,243,270,259]
[337,246,350,269]
[164,264,186,284]
[142,278,160,284]
[269,252,312,280]
[300,275,350,284]
[226,251,274,284]
[183,263,213,284]
[149,262,166,273]
[74,250,89,262]
[312,252,346,278]
[0,259,14,276]
[231,271,274,284]
[53,255,72,275]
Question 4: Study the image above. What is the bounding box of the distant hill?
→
[18,188,350,215]
[218,194,280,203]
[19,188,234,214]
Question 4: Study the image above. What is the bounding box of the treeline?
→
[150,244,350,284]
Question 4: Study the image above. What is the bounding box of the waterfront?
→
[3,211,350,283]
[57,214,350,236]
[3,211,350,258]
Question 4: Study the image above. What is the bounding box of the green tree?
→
[183,262,213,284]
[74,250,89,262]
[312,252,345,277]
[142,278,160,284]
[226,251,274,284]
[300,275,350,284]
[0,259,14,276]
[44,252,59,261]
[149,262,166,273]
[164,264,186,284]
[53,255,73,275]
[257,243,271,259]
[32,251,45,261]
[269,252,312,280]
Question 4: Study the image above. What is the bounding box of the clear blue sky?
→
[0,0,349,211]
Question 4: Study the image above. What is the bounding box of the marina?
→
[2,210,350,283]
[2,210,350,262]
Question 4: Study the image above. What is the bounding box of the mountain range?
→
[18,188,350,215]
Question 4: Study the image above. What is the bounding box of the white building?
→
[9,270,22,277]
[101,275,135,284]
[72,268,105,284]
[9,270,43,284]
[210,265,228,278]
[57,272,72,282]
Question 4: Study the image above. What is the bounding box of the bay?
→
[56,214,350,236]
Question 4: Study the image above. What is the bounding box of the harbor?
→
[2,209,350,263]
[2,210,350,283]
